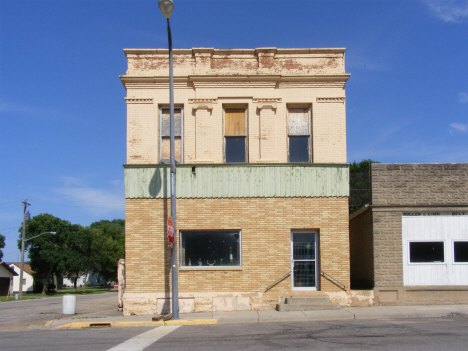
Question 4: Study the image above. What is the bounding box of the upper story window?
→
[224,108,247,163]
[288,108,310,162]
[160,107,183,164]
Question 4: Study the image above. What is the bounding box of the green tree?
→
[349,159,380,213]
[18,214,124,293]
[0,234,5,261]
[18,213,77,294]
[89,219,125,282]
[62,225,94,291]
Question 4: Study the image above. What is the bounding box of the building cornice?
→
[123,47,347,56]
[120,74,350,88]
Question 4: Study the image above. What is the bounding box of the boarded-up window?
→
[161,108,183,164]
[288,108,310,162]
[225,109,246,136]
[225,108,246,163]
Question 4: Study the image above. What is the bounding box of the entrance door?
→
[291,232,318,290]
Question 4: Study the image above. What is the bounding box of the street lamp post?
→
[158,0,179,320]
[19,231,56,299]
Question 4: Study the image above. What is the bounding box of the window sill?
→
[180,267,242,271]
[408,262,447,265]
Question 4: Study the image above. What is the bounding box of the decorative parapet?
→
[123,47,348,77]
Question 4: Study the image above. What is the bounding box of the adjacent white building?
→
[61,272,106,287]
[0,262,18,296]
[9,263,34,294]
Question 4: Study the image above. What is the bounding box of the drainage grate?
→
[89,322,112,328]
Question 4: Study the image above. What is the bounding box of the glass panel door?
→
[291,232,318,290]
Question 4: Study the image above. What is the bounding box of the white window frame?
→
[407,240,446,265]
[291,230,319,291]
[452,240,468,265]
[179,230,242,269]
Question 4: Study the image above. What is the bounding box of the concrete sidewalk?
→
[48,304,468,329]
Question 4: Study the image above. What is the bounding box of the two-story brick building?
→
[120,47,352,315]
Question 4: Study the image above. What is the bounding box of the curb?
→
[55,319,218,329]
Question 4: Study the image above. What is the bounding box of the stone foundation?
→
[123,290,374,316]
[374,287,468,305]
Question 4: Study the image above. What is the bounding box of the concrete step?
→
[276,295,341,312]
[276,303,341,312]
[285,296,331,305]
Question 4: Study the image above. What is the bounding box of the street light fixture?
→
[158,0,179,320]
[158,0,174,19]
[19,231,56,300]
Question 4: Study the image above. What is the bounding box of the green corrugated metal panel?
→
[124,164,349,199]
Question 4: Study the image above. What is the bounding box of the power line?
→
[0,200,23,208]
[25,200,124,210]
[0,226,20,231]
[0,200,22,205]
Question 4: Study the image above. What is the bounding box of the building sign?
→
[403,212,467,217]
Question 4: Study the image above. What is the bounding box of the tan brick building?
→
[120,48,352,315]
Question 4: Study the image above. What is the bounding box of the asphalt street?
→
[1,317,468,351]
[2,294,468,350]
[157,317,468,351]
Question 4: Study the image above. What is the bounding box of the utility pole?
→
[19,200,30,300]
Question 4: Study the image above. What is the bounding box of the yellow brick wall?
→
[126,100,159,164]
[126,94,347,164]
[313,99,347,163]
[125,197,350,295]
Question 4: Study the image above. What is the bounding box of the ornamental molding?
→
[253,98,282,103]
[189,98,217,111]
[316,97,345,103]
[253,98,282,110]
[125,97,154,104]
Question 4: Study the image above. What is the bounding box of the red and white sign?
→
[167,216,174,247]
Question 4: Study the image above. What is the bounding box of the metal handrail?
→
[321,270,348,290]
[265,271,291,292]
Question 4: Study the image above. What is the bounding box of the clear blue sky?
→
[1,0,467,262]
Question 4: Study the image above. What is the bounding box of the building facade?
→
[9,263,34,293]
[350,163,468,305]
[120,47,352,315]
